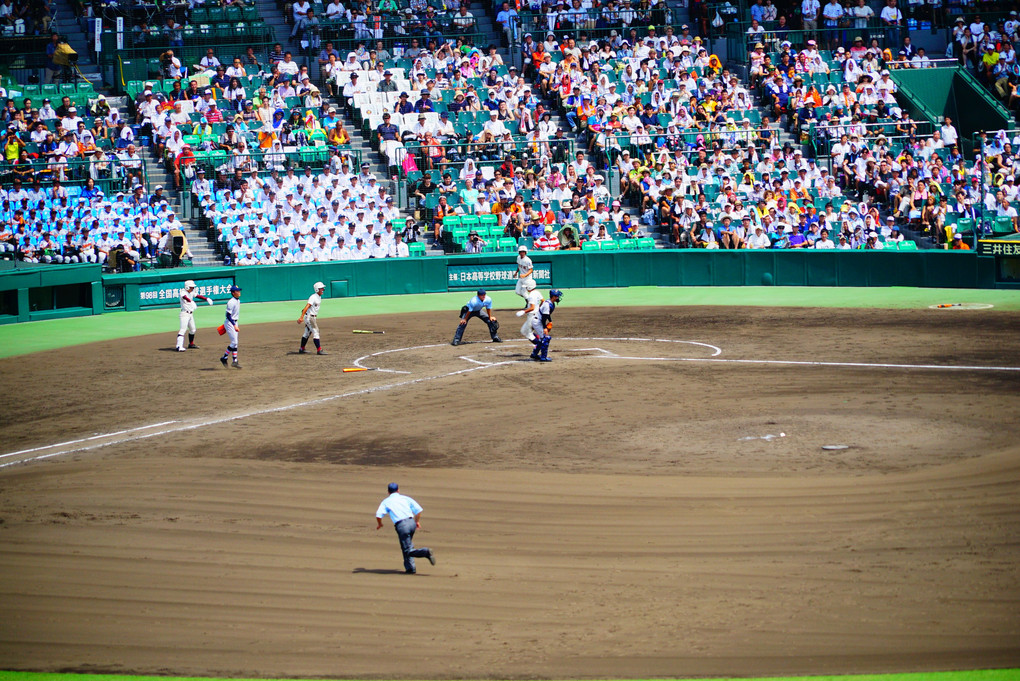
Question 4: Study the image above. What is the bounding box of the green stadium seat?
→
[443,215,462,229]
[581,240,600,251]
[497,237,517,252]
[896,240,917,251]
[408,242,426,257]
[618,238,638,250]
[599,240,619,251]
[993,217,1016,235]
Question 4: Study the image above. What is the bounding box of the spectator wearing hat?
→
[535,225,558,251]
[414,89,435,113]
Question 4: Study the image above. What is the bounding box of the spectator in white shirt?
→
[193,49,221,74]
[814,229,836,248]
[941,117,959,147]
[880,0,903,46]
[801,0,820,35]
[911,47,931,68]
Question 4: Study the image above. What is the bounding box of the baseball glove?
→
[488,318,500,333]
[460,305,469,317]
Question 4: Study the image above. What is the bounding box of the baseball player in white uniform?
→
[514,244,535,299]
[297,281,328,355]
[515,280,543,344]
[219,284,242,369]
[176,280,213,351]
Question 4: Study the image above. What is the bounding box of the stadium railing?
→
[726,21,903,61]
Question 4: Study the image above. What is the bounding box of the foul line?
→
[0,362,513,472]
[0,421,179,461]
[7,336,1014,472]
[594,356,1020,372]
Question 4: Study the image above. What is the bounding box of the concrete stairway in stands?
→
[50,0,104,87]
[255,0,294,52]
[473,2,661,245]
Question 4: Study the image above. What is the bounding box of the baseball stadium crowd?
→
[0,178,190,268]
[197,162,415,264]
[3,0,1020,268]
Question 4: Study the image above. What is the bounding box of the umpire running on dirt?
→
[451,288,502,346]
[375,483,435,574]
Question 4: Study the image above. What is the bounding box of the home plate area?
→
[353,337,724,374]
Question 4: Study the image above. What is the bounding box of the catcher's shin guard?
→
[452,322,466,346]
[539,335,551,358]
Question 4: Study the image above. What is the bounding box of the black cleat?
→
[317,349,328,355]
[220,356,228,367]
[491,336,502,343]
[405,569,416,574]
[530,354,540,361]
[188,343,200,349]
[298,348,307,354]
[451,340,460,346]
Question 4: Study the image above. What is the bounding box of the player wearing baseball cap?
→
[297,281,328,355]
[530,289,562,362]
[176,280,213,352]
[220,285,242,369]
[514,244,534,300]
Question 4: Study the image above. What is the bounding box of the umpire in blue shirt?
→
[375,483,436,574]
[452,288,501,346]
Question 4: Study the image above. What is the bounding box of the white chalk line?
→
[593,356,1020,372]
[7,337,1016,471]
[0,421,179,461]
[350,338,722,372]
[0,361,518,471]
[4,337,702,470]
[459,356,496,366]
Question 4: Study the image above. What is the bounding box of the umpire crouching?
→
[375,483,435,574]
[452,288,501,346]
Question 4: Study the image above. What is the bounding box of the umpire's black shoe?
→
[451,340,460,346]
[405,569,416,574]
[220,356,228,367]
[491,336,502,343]
[427,549,436,566]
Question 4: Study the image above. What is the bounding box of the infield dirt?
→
[0,306,1018,679]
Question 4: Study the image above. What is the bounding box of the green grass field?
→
[1,286,1018,359]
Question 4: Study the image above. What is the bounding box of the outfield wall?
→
[0,251,1003,322]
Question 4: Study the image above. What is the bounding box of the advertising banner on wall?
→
[137,278,236,307]
[447,263,551,289]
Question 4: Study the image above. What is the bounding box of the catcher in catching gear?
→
[452,289,501,346]
[530,289,562,362]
